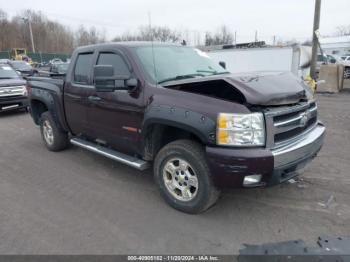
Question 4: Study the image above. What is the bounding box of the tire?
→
[39,111,69,151]
[154,139,220,214]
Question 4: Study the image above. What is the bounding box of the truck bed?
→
[27,76,64,91]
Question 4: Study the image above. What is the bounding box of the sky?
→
[1,0,349,45]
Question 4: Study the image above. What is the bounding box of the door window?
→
[74,53,93,84]
[97,53,130,75]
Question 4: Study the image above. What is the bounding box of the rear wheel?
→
[39,111,69,151]
[154,139,220,214]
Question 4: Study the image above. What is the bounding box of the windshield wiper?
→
[157,73,205,84]
[196,70,230,75]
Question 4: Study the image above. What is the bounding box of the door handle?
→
[88,96,102,102]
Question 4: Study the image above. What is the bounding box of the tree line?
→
[5,8,348,55]
[0,8,239,55]
[0,9,106,53]
[113,25,235,46]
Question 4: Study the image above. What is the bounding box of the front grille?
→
[264,102,318,148]
[274,116,317,142]
[0,86,25,98]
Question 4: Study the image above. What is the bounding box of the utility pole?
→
[255,30,258,42]
[28,19,35,53]
[310,0,321,79]
[22,17,35,53]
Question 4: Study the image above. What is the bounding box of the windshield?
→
[0,65,20,79]
[10,61,32,71]
[133,46,229,84]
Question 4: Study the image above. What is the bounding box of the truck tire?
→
[39,111,69,152]
[154,139,220,214]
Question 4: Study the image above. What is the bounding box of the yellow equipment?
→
[10,48,33,64]
[11,48,27,61]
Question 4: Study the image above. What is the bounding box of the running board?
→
[70,137,150,171]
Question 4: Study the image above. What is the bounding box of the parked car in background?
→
[49,58,63,64]
[316,54,350,79]
[37,62,69,78]
[0,64,28,112]
[327,54,350,79]
[340,55,350,61]
[0,59,11,64]
[8,60,37,77]
[27,42,325,213]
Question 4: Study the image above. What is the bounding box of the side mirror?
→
[94,65,116,92]
[94,65,137,92]
[219,61,226,69]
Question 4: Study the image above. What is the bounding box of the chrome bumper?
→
[272,123,325,168]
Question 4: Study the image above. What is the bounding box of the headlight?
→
[20,85,28,96]
[217,112,265,146]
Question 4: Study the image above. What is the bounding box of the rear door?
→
[64,52,96,137]
[87,50,144,155]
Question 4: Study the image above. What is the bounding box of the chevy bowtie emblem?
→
[299,110,311,127]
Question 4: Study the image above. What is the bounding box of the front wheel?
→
[154,139,220,214]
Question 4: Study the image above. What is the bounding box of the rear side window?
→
[97,53,130,75]
[74,53,93,84]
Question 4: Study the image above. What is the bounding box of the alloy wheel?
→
[162,158,199,202]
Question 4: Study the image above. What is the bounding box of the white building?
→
[319,36,350,55]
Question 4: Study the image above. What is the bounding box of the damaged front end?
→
[161,71,313,107]
[159,71,324,188]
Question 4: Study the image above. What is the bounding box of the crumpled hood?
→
[162,71,310,106]
[225,71,309,106]
[0,78,26,88]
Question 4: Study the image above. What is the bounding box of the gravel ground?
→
[0,84,349,254]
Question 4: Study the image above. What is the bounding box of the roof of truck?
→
[76,41,180,51]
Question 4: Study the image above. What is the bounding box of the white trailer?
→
[201,45,312,78]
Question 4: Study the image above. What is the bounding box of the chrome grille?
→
[0,86,25,97]
[264,102,318,148]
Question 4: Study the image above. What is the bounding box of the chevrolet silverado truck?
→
[27,42,325,213]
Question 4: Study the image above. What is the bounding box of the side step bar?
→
[70,137,150,171]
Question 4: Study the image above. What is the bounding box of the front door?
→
[87,51,144,155]
[64,52,95,137]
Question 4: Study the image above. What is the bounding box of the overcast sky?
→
[1,0,349,44]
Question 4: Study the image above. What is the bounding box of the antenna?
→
[148,11,158,86]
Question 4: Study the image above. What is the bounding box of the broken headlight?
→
[217,113,265,146]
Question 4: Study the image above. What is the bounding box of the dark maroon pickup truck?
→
[27,42,325,213]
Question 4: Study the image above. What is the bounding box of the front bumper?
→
[206,122,325,188]
[0,96,29,112]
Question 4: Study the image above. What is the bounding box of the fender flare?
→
[29,88,68,131]
[141,104,217,146]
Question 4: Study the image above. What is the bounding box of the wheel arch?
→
[30,98,49,125]
[141,105,217,160]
